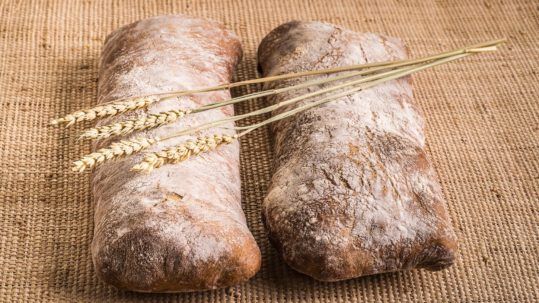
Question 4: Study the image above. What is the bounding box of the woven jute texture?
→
[0,0,537,302]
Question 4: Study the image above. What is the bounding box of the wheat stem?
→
[129,48,492,173]
[235,53,472,136]
[52,39,506,127]
[128,54,461,173]
[160,47,490,142]
[159,66,414,140]
[192,63,409,113]
[158,51,466,140]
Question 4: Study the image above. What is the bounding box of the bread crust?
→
[258,21,457,281]
[91,15,261,292]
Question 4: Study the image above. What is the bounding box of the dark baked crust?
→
[258,21,457,281]
[91,15,261,292]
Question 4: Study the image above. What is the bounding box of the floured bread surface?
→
[258,21,457,281]
[91,15,261,292]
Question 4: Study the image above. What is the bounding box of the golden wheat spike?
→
[80,109,191,140]
[132,134,236,173]
[72,137,157,172]
[51,96,159,127]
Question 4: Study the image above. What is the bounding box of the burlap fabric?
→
[0,0,537,302]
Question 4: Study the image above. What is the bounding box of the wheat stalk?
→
[61,39,505,173]
[51,39,506,128]
[73,137,156,172]
[234,52,476,133]
[80,109,191,140]
[132,134,236,173]
[157,43,502,140]
[127,42,504,173]
[51,96,160,127]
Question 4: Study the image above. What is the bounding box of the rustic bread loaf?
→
[91,15,261,292]
[258,21,457,281]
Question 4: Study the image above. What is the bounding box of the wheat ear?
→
[132,134,236,173]
[51,96,159,127]
[80,109,191,140]
[73,137,156,172]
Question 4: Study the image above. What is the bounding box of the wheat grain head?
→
[72,137,157,172]
[51,96,160,127]
[132,134,236,173]
[80,109,191,140]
